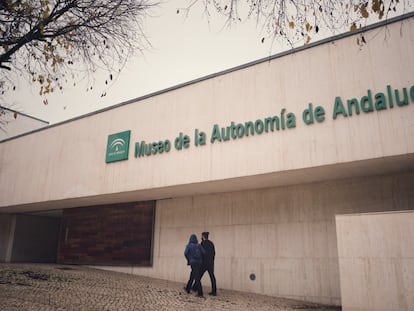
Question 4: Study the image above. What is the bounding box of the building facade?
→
[1,15,414,306]
[0,107,49,141]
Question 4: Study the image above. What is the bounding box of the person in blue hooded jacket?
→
[184,234,205,297]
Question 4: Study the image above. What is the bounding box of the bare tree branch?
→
[181,0,411,47]
[0,0,158,96]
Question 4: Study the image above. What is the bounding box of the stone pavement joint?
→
[0,264,341,311]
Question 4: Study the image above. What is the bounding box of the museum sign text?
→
[105,84,414,162]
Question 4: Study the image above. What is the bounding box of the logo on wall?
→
[105,130,131,163]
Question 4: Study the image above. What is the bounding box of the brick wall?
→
[57,201,155,265]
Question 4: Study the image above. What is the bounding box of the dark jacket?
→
[201,239,215,266]
[184,234,205,265]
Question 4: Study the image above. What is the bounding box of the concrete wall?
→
[99,171,414,305]
[336,210,414,311]
[1,17,414,211]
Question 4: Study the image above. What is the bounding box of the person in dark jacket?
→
[184,234,205,297]
[200,231,217,296]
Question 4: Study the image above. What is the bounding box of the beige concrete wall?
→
[98,171,414,305]
[336,210,414,311]
[1,18,414,211]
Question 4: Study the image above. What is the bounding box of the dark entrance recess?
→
[11,214,61,263]
[57,201,155,266]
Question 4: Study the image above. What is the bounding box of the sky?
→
[4,1,280,124]
[3,1,412,124]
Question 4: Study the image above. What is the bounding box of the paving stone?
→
[0,264,340,311]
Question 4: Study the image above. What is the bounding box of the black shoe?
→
[197,294,205,298]
[184,287,190,294]
[208,292,217,296]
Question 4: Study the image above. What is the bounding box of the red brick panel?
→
[57,201,155,265]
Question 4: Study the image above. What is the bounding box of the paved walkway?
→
[0,263,341,311]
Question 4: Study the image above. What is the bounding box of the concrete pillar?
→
[0,214,16,262]
[336,210,414,311]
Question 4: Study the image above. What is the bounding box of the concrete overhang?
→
[1,153,413,214]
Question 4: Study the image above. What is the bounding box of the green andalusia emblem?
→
[105,130,131,163]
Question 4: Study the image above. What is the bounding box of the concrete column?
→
[336,210,414,311]
[0,214,16,263]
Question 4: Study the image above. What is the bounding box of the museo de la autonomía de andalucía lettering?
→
[132,84,414,158]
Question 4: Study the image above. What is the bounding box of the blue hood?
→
[188,234,198,244]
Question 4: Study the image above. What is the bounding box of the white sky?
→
[4,1,412,124]
[5,1,277,123]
